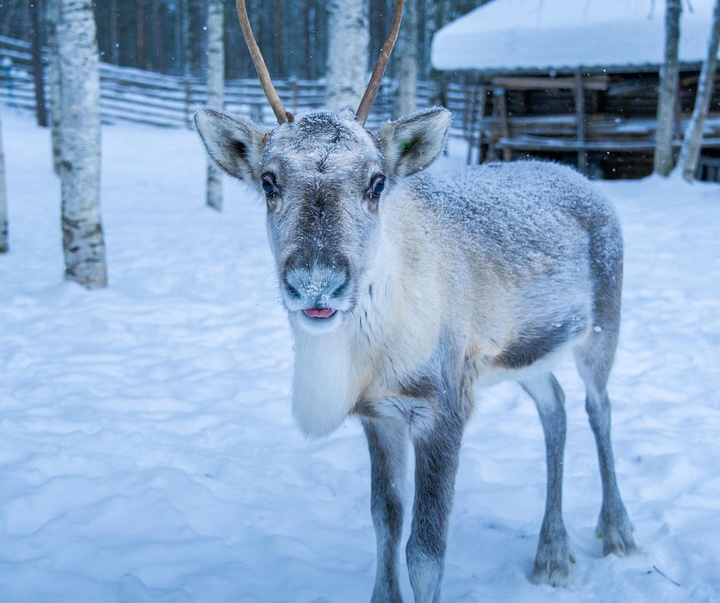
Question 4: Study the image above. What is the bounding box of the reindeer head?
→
[194,0,450,334]
[196,106,450,332]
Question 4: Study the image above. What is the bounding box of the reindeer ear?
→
[375,107,451,177]
[194,109,267,183]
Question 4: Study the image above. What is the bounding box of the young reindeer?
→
[195,1,636,600]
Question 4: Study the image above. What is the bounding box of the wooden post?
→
[291,77,298,115]
[494,86,512,162]
[673,82,682,144]
[465,85,479,164]
[574,70,588,175]
[478,87,491,164]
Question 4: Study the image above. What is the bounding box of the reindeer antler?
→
[355,0,405,126]
[235,0,293,124]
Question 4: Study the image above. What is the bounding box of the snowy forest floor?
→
[1,107,719,603]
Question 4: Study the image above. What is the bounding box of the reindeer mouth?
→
[303,308,337,319]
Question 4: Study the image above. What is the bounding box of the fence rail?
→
[0,35,469,135]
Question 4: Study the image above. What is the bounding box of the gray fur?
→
[194,106,636,601]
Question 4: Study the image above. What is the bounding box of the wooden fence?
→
[10,34,716,181]
[0,35,471,135]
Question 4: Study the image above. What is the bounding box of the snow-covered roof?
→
[431,0,717,73]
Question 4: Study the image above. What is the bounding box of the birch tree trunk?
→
[57,0,108,288]
[395,0,418,117]
[0,110,8,253]
[325,0,369,111]
[678,0,720,182]
[654,0,682,176]
[206,0,224,211]
[47,0,63,175]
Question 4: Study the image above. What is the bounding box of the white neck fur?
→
[289,212,401,438]
[290,321,359,438]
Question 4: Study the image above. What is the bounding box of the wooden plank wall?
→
[463,71,720,179]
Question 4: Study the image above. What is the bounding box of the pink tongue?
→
[303,308,336,319]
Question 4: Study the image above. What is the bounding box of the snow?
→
[1,105,720,602]
[432,0,718,73]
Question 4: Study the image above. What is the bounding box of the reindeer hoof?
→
[530,539,575,586]
[596,507,636,557]
[597,522,637,557]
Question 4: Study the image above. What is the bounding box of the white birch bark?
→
[395,0,418,117]
[678,0,720,182]
[57,0,107,288]
[325,0,369,111]
[654,0,682,176]
[206,0,224,211]
[0,109,8,253]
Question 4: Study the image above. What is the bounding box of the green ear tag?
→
[401,139,414,152]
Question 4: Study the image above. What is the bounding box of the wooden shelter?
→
[432,0,720,179]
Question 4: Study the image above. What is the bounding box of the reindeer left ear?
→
[375,107,451,177]
[194,109,267,184]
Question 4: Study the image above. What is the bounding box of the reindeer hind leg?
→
[574,321,636,557]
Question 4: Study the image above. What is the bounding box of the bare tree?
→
[206,0,224,211]
[678,0,720,182]
[181,0,193,127]
[137,0,148,70]
[0,109,7,253]
[395,0,418,117]
[325,0,369,110]
[30,0,49,127]
[57,0,108,288]
[46,0,62,175]
[108,0,119,64]
[654,0,682,176]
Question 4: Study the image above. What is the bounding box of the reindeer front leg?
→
[406,411,465,603]
[363,419,408,603]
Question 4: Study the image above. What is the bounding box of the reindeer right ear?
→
[375,107,451,177]
[194,110,266,183]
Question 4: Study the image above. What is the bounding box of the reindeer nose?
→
[283,262,351,307]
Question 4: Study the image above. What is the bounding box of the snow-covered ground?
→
[1,107,719,603]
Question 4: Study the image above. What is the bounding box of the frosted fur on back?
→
[406,160,622,275]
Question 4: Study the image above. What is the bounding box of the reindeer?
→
[194,1,636,600]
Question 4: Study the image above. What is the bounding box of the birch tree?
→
[325,0,369,111]
[395,0,418,117]
[0,110,8,253]
[654,0,682,176]
[206,0,224,211]
[678,0,720,182]
[57,0,108,288]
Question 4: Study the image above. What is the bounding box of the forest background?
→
[0,0,489,82]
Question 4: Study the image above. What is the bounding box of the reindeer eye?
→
[261,172,278,197]
[369,175,385,199]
